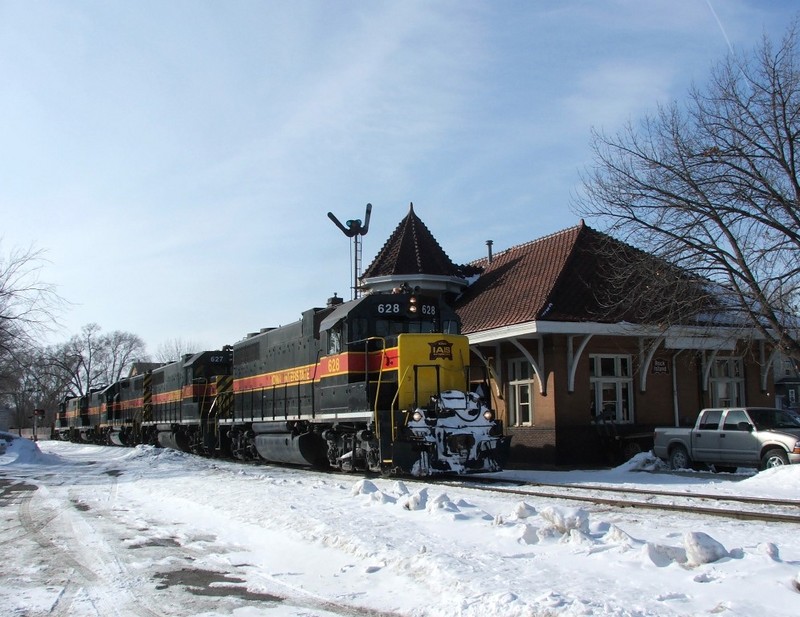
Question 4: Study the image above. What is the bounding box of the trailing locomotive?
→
[56,289,510,475]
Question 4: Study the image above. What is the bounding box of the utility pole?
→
[33,408,45,442]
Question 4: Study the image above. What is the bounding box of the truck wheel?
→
[669,445,691,470]
[760,448,789,470]
[622,442,642,460]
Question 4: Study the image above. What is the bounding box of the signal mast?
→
[327,203,371,300]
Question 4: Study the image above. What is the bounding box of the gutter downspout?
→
[672,350,683,426]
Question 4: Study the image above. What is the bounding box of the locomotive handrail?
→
[310,349,322,419]
[202,378,226,448]
[208,392,224,447]
[347,335,388,384]
[347,335,388,402]
[198,378,209,422]
[389,365,413,441]
[366,336,388,411]
[352,336,388,442]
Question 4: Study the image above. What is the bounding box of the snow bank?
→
[5,439,800,617]
[0,432,63,466]
[735,464,800,499]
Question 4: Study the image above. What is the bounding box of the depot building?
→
[359,205,777,467]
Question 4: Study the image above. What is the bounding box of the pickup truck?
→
[653,407,800,471]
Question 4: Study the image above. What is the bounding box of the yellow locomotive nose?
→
[395,333,469,412]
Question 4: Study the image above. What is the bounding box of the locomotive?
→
[55,288,510,475]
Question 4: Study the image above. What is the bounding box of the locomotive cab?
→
[321,292,459,348]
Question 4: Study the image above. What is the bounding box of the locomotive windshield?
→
[320,292,461,352]
[373,317,437,337]
[371,316,458,336]
[356,295,460,342]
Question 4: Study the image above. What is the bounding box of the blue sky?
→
[1,0,796,355]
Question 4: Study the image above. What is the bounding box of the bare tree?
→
[60,323,105,396]
[52,324,148,396]
[577,24,800,362]
[101,330,149,384]
[0,244,62,427]
[0,245,148,426]
[2,346,73,429]
[0,243,61,385]
[154,337,200,363]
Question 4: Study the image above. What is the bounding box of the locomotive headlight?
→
[412,410,424,422]
[408,295,418,313]
[483,410,494,421]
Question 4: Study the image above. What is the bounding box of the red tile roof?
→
[455,224,588,334]
[362,203,474,279]
[456,221,720,335]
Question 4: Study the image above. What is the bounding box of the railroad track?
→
[180,458,800,524]
[434,476,800,524]
[25,442,800,524]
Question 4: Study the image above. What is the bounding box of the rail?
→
[433,476,800,524]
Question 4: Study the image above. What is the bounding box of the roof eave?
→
[466,319,768,347]
[361,273,468,294]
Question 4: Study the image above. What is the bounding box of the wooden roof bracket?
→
[510,338,546,395]
[701,349,719,392]
[567,334,593,393]
[639,335,666,393]
[469,344,504,400]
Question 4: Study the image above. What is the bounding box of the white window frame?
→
[589,355,633,423]
[507,358,534,427]
[709,356,744,407]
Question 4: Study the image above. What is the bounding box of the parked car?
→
[653,407,800,471]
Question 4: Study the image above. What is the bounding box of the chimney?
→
[486,240,494,264]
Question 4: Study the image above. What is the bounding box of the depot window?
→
[709,357,744,407]
[507,358,534,427]
[589,355,633,423]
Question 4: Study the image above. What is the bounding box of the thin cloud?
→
[0,1,794,353]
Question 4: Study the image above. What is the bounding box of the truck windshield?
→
[747,408,800,430]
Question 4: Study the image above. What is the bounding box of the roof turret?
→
[360,203,478,295]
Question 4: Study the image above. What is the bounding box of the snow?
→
[2,432,799,616]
